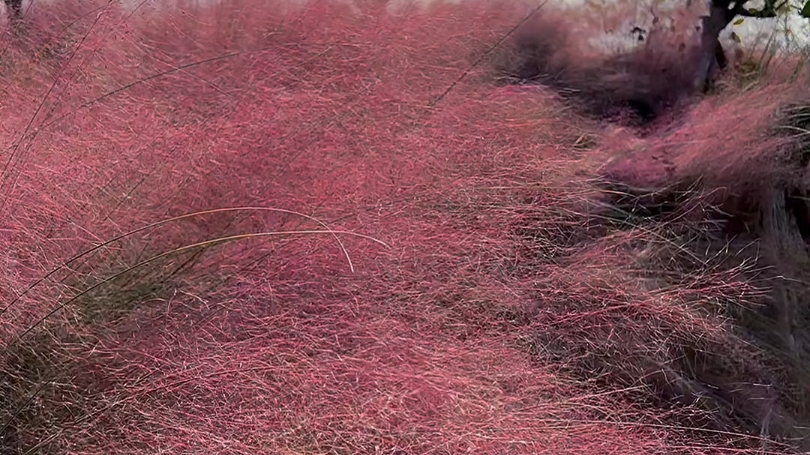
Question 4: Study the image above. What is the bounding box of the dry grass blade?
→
[6,227,387,348]
[2,206,361,317]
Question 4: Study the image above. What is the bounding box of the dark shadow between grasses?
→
[492,13,702,128]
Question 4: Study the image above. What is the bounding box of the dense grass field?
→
[3,0,810,453]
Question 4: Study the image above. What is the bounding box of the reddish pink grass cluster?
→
[0,0,800,453]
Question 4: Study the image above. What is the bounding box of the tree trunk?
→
[695,2,736,92]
